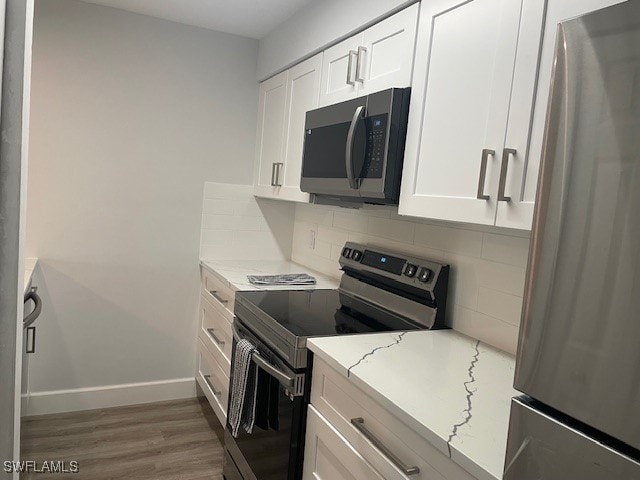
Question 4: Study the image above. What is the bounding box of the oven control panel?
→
[339,242,447,292]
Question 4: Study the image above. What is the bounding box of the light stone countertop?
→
[308,330,518,480]
[200,259,339,292]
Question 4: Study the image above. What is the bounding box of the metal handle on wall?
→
[351,417,420,475]
[355,46,367,83]
[23,286,42,328]
[345,105,365,190]
[498,148,517,202]
[477,149,495,200]
[346,50,358,86]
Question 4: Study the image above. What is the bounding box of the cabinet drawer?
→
[311,358,475,480]
[199,293,232,374]
[197,338,230,427]
[200,266,235,320]
[303,405,385,480]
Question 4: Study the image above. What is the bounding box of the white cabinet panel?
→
[319,5,419,107]
[399,0,549,229]
[400,0,525,225]
[281,54,322,202]
[254,71,288,197]
[495,0,629,229]
[303,406,385,480]
[357,3,419,96]
[319,35,362,107]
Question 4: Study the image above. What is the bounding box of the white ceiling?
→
[79,0,313,39]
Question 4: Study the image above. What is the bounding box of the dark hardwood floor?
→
[20,396,225,479]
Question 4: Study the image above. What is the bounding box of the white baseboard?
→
[24,377,197,416]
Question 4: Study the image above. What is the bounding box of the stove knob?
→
[351,250,363,261]
[342,247,352,258]
[404,264,418,277]
[417,268,432,283]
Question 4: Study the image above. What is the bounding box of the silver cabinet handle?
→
[477,149,495,200]
[498,148,516,202]
[346,50,358,86]
[203,374,221,396]
[270,162,277,186]
[346,105,366,189]
[273,162,283,187]
[351,417,420,475]
[355,46,367,83]
[206,328,225,347]
[209,290,228,304]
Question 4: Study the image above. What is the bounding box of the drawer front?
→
[199,293,232,373]
[311,359,475,480]
[197,338,230,427]
[304,405,385,480]
[200,266,235,319]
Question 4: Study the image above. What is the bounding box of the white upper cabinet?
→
[495,0,629,229]
[399,0,545,226]
[254,54,322,202]
[319,4,419,107]
[319,35,362,108]
[254,70,288,197]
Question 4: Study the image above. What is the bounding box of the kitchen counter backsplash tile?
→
[291,203,530,354]
[199,182,295,261]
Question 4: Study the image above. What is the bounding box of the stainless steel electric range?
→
[223,242,450,480]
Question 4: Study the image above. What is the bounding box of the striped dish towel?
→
[228,339,259,437]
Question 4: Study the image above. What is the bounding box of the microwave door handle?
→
[346,105,365,190]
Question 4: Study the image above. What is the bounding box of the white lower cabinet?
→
[304,358,476,480]
[196,266,234,427]
[304,405,385,480]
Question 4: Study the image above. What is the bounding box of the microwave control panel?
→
[364,114,388,179]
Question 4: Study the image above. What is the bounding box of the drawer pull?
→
[209,290,228,305]
[351,417,420,476]
[203,374,221,397]
[206,328,226,347]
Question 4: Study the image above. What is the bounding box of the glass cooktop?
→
[236,289,419,338]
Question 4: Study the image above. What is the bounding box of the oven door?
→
[224,320,307,480]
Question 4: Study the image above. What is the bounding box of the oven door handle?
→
[345,105,365,190]
[252,352,295,389]
[232,322,296,389]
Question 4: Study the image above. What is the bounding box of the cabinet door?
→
[319,35,362,107]
[279,53,322,203]
[356,4,419,96]
[399,0,525,225]
[254,70,288,197]
[495,0,629,229]
[303,406,385,480]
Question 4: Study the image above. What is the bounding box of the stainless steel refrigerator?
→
[504,1,640,478]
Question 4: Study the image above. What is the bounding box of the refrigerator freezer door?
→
[514,0,640,450]
[504,399,640,480]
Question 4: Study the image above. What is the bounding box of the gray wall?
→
[25,0,259,401]
[257,0,418,80]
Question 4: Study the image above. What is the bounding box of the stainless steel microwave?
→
[300,88,410,206]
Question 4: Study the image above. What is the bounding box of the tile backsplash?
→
[200,182,295,261]
[291,203,531,354]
